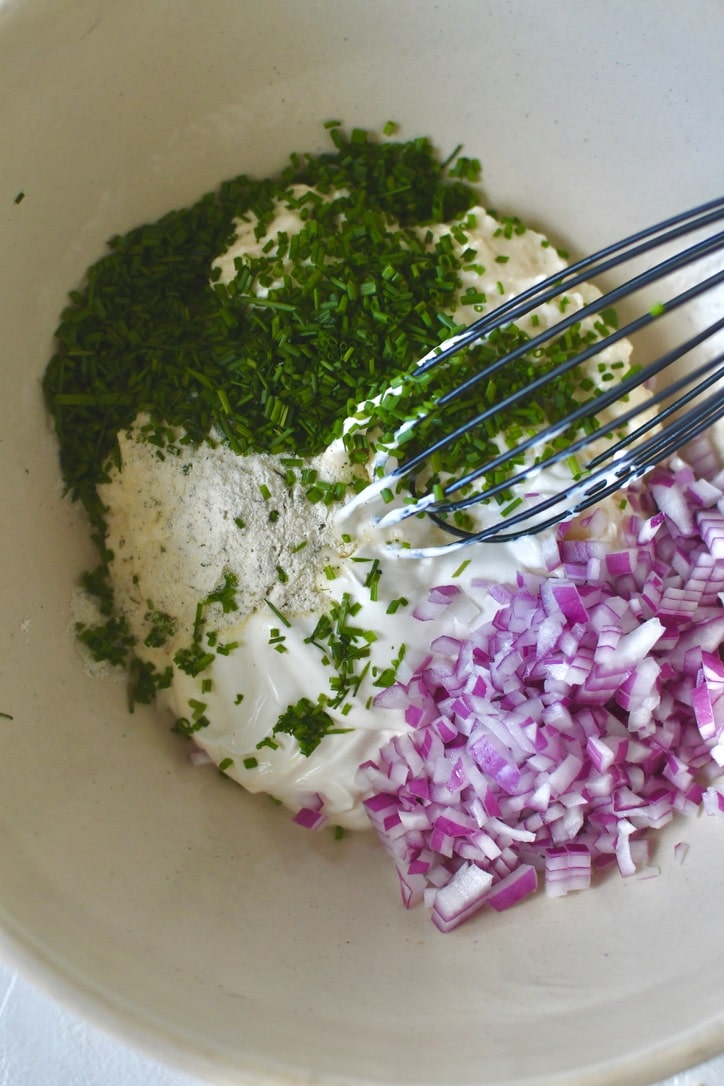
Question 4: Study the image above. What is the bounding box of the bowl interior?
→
[1,2,724,1085]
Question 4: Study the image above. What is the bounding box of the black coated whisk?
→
[347,197,724,550]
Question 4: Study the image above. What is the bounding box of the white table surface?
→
[1,954,723,1086]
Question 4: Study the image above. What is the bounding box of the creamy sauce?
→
[98,190,634,828]
[161,510,545,828]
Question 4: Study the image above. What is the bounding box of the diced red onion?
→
[357,440,724,931]
[293,805,327,830]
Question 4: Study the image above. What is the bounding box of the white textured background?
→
[0,955,723,1086]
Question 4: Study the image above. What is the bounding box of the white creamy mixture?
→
[97,191,632,828]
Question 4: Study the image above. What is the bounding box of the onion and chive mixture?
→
[44,124,724,930]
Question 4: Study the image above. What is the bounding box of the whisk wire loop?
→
[415,197,724,379]
[436,311,724,513]
[350,197,724,550]
[387,238,724,487]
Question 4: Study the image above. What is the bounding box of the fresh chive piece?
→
[452,559,471,578]
[272,695,340,757]
[265,598,291,627]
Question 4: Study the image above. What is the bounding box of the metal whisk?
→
[347,196,724,550]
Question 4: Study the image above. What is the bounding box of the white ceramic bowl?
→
[2,2,724,1084]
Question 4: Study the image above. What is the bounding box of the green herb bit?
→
[173,641,215,677]
[565,454,582,479]
[600,306,619,330]
[219,640,240,657]
[373,667,397,688]
[79,562,115,614]
[363,558,382,601]
[242,756,258,770]
[172,715,210,737]
[75,614,135,668]
[272,695,347,757]
[256,736,280,751]
[304,593,375,706]
[265,598,291,628]
[143,604,176,648]
[219,757,234,772]
[204,571,239,614]
[386,596,409,614]
[372,642,407,689]
[128,658,173,709]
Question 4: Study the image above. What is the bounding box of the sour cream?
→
[100,190,635,829]
[160,504,547,828]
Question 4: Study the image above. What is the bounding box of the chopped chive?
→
[265,598,291,627]
[363,559,382,601]
[386,596,409,614]
[452,559,471,578]
[501,496,523,517]
[256,736,280,751]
